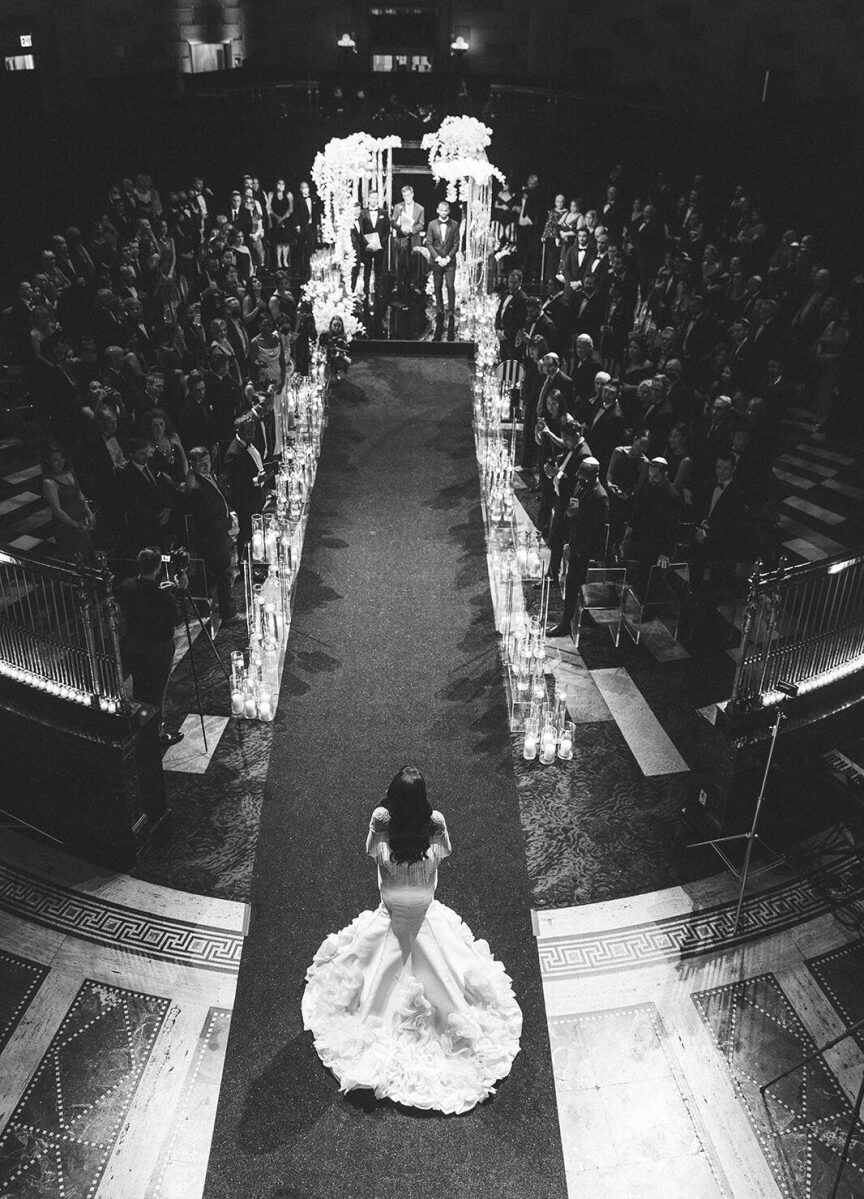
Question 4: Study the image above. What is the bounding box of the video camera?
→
[159,546,191,588]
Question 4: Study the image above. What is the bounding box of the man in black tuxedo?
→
[223,416,265,566]
[294,181,321,281]
[587,234,612,295]
[691,451,747,595]
[426,201,460,338]
[571,275,605,345]
[223,297,250,365]
[559,227,595,299]
[537,351,575,419]
[391,184,425,298]
[516,174,544,284]
[118,438,174,554]
[518,296,559,356]
[584,380,627,482]
[176,373,214,458]
[204,351,242,466]
[620,456,681,596]
[571,334,604,408]
[599,184,626,244]
[680,294,717,363]
[359,189,390,302]
[546,457,610,637]
[544,416,593,584]
[494,270,528,361]
[186,447,237,621]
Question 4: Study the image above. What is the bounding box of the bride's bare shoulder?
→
[370,805,390,829]
[430,810,447,831]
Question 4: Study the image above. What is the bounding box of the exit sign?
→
[20,34,32,48]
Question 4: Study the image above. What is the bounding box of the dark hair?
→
[383,766,433,864]
[142,406,175,438]
[41,443,69,477]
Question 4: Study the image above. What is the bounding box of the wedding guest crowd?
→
[493,167,864,619]
[14,168,329,620]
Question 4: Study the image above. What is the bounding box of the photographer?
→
[117,546,184,748]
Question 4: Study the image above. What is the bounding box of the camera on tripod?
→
[160,546,191,587]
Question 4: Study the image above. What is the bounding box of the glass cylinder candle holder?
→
[522,717,539,761]
[540,722,558,765]
[557,720,575,761]
[251,514,265,561]
[257,691,274,722]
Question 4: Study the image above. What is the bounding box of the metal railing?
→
[0,550,128,713]
[729,551,864,714]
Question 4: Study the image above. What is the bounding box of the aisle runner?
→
[205,356,567,1199]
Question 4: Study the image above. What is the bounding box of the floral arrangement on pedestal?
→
[421,116,504,305]
[311,132,402,290]
[301,251,364,344]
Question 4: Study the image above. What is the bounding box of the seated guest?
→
[223,415,265,565]
[185,446,238,622]
[620,456,681,596]
[691,451,747,595]
[41,444,95,563]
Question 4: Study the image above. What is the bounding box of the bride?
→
[302,766,522,1114]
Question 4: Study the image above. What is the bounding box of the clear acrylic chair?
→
[622,561,690,646]
[573,566,628,647]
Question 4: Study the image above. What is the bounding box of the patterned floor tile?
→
[807,939,864,1047]
[0,979,170,1198]
[0,949,48,1054]
[692,972,864,1198]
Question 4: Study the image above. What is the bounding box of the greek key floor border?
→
[0,862,243,975]
[539,853,864,981]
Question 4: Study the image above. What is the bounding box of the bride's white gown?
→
[302,808,522,1114]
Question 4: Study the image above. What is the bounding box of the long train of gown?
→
[302,808,522,1115]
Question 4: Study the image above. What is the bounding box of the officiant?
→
[360,189,391,304]
[391,184,425,299]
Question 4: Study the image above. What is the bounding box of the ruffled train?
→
[302,900,522,1114]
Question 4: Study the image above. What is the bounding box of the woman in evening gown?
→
[302,766,522,1114]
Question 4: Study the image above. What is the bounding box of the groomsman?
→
[426,201,460,339]
[391,184,425,298]
[360,190,391,302]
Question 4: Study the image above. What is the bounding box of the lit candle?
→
[231,690,245,715]
[251,531,265,560]
[243,697,257,719]
[257,695,273,721]
[540,730,557,764]
[523,731,538,760]
[558,736,573,760]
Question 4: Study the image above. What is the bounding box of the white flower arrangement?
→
[302,252,364,344]
[421,116,505,198]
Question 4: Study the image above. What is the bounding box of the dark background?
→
[1,0,862,294]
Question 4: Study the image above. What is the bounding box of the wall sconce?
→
[337,33,357,54]
[450,36,469,57]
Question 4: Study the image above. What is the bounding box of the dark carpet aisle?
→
[204,354,567,1199]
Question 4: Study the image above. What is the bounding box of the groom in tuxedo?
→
[360,190,391,302]
[391,184,425,298]
[426,201,460,339]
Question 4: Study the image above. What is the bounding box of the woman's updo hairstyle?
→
[383,765,434,864]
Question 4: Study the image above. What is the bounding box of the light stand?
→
[760,1017,864,1199]
[688,680,798,935]
[173,587,231,754]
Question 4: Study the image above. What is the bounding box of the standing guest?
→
[519,335,549,475]
[606,428,651,543]
[118,437,174,553]
[209,318,242,387]
[269,274,298,333]
[224,296,250,363]
[185,447,238,622]
[535,388,566,533]
[691,451,747,595]
[546,458,610,638]
[492,181,519,244]
[249,314,287,388]
[242,277,269,337]
[292,300,318,377]
[426,201,460,340]
[229,230,254,282]
[570,335,603,408]
[494,270,528,361]
[41,445,95,563]
[620,457,681,594]
[359,190,391,304]
[204,350,243,465]
[266,178,294,270]
[584,380,627,482]
[175,373,214,457]
[117,546,183,747]
[544,416,592,585]
[223,416,265,566]
[559,226,595,299]
[516,173,544,284]
[517,296,558,357]
[143,407,188,487]
[294,181,320,280]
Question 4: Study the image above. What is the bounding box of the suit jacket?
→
[538,368,576,418]
[699,479,747,561]
[391,201,425,247]
[571,293,605,343]
[566,479,610,557]
[426,218,460,269]
[223,436,262,513]
[551,442,591,511]
[205,370,242,442]
[185,471,233,559]
[520,313,559,354]
[225,315,249,363]
[588,253,611,293]
[628,477,681,558]
[495,289,528,342]
[571,351,604,404]
[360,208,390,256]
[560,244,595,293]
[118,461,172,549]
[349,221,366,262]
[585,404,627,479]
[295,194,321,235]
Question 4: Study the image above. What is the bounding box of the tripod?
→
[689,697,790,936]
[174,585,230,754]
